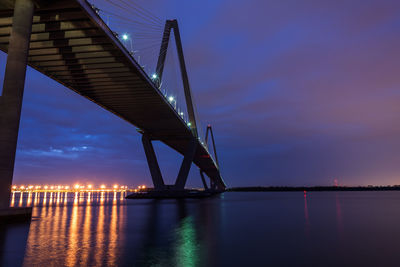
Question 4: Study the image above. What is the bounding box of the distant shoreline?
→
[227,186,400,192]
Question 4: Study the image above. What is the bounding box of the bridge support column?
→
[0,0,34,210]
[142,134,165,191]
[210,180,215,190]
[174,138,198,190]
[200,171,209,190]
[140,134,199,192]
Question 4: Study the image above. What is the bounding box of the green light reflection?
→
[175,216,199,267]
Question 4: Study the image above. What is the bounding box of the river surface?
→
[1,191,400,266]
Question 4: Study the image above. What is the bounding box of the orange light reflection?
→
[27,192,32,206]
[10,192,15,207]
[19,192,23,207]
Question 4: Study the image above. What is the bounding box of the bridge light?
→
[122,34,129,40]
[151,73,158,79]
[187,122,191,127]
[168,96,174,102]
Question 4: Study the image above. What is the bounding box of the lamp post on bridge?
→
[168,96,177,109]
[122,33,133,54]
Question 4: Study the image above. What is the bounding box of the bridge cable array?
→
[89,0,213,157]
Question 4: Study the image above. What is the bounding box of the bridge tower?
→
[155,19,198,138]
[204,124,220,190]
[138,20,223,194]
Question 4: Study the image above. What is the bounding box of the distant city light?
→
[11,184,131,193]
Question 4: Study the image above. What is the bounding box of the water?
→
[1,191,400,266]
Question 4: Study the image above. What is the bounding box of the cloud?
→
[2,0,400,187]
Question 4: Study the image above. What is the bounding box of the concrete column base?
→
[0,207,32,223]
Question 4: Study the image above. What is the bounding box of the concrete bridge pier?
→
[141,133,198,192]
[130,133,212,198]
[142,134,165,191]
[174,137,198,190]
[200,171,209,190]
[0,0,34,220]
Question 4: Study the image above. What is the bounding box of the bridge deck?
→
[0,0,225,189]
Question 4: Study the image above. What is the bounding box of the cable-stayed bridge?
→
[0,0,226,210]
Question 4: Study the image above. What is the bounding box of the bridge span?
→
[0,0,226,209]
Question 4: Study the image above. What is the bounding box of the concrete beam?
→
[174,138,198,190]
[0,0,34,209]
[142,134,165,191]
[200,171,209,190]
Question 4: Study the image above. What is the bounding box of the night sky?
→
[2,0,400,187]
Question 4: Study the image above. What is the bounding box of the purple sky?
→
[2,0,400,187]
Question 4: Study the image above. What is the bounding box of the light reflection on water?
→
[6,191,216,267]
[10,191,129,208]
[3,192,400,266]
[15,192,127,266]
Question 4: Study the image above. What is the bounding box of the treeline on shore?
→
[227,186,400,192]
